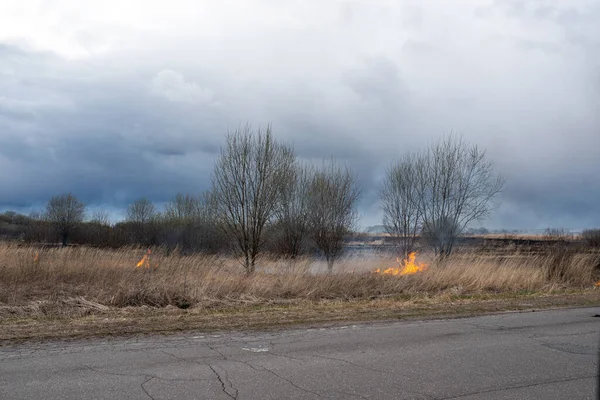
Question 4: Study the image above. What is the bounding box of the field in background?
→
[1,242,599,318]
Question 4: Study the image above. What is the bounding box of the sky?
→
[0,0,599,230]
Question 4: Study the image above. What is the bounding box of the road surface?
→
[1,307,599,399]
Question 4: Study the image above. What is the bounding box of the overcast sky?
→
[1,0,599,230]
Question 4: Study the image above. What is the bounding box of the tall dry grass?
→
[0,244,598,317]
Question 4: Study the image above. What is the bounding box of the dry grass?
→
[4,293,600,343]
[0,243,598,319]
[1,243,599,342]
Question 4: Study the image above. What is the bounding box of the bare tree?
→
[211,125,295,273]
[28,209,43,221]
[126,198,157,224]
[164,193,202,223]
[90,209,111,226]
[24,209,51,243]
[380,153,424,258]
[307,160,360,273]
[82,209,112,246]
[191,190,226,253]
[125,198,158,246]
[274,162,314,258]
[417,134,504,256]
[45,193,86,246]
[160,192,223,253]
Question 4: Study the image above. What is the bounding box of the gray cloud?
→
[343,56,408,106]
[0,1,598,230]
[150,69,217,105]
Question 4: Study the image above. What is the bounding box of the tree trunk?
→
[249,253,256,274]
[244,253,251,275]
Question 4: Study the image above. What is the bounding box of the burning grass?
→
[0,244,598,319]
[374,252,428,276]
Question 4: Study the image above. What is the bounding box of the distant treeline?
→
[0,187,347,257]
[0,208,227,253]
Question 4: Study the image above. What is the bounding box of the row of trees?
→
[16,193,226,252]
[381,135,505,257]
[212,126,360,273]
[4,127,505,273]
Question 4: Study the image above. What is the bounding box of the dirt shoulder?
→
[1,291,599,345]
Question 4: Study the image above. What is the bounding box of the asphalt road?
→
[1,308,599,400]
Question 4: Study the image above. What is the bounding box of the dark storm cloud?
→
[0,45,226,213]
[0,1,599,230]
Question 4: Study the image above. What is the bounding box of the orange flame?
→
[136,249,152,268]
[595,280,600,287]
[33,252,39,263]
[374,252,428,276]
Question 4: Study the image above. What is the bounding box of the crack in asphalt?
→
[220,367,239,399]
[82,364,212,383]
[82,365,141,378]
[267,351,305,362]
[209,365,238,400]
[326,389,370,399]
[246,344,424,399]
[461,323,520,332]
[253,364,323,398]
[529,330,597,339]
[168,343,436,400]
[205,345,229,361]
[539,342,595,356]
[438,375,597,399]
[302,352,436,399]
[462,317,597,335]
[205,352,324,399]
[527,334,596,356]
[6,311,596,400]
[140,376,156,400]
[162,348,240,399]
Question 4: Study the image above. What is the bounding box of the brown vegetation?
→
[1,244,598,320]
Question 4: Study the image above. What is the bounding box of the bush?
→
[581,229,600,248]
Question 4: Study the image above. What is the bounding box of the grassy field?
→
[1,243,599,342]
